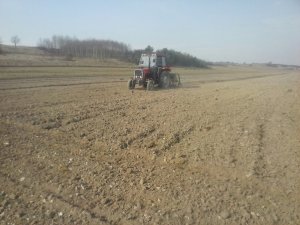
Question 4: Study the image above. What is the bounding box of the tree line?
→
[158,48,209,68]
[38,35,130,60]
[38,35,209,68]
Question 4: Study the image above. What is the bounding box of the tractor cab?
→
[138,53,167,68]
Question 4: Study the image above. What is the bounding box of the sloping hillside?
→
[0,45,134,67]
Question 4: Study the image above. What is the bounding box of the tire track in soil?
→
[182,72,288,86]
[0,80,125,91]
[249,123,267,178]
[0,71,287,91]
[160,124,195,151]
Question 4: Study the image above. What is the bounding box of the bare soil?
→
[0,66,299,225]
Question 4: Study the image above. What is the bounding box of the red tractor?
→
[128,53,181,91]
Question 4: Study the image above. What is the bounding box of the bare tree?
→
[11,35,20,48]
[145,45,154,53]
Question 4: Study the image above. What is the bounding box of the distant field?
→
[0,45,134,67]
[0,62,292,84]
[1,45,295,80]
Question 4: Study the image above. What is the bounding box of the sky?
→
[0,0,300,65]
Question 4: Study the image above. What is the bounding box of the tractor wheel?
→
[160,72,170,89]
[147,80,154,91]
[176,74,182,87]
[127,79,134,90]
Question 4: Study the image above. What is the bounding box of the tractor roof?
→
[141,52,165,57]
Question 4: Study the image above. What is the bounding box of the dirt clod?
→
[220,210,231,219]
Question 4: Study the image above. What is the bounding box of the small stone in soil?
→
[220,210,230,219]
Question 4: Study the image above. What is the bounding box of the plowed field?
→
[0,66,299,224]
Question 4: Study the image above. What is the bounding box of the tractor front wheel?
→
[147,80,154,91]
[128,79,135,90]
